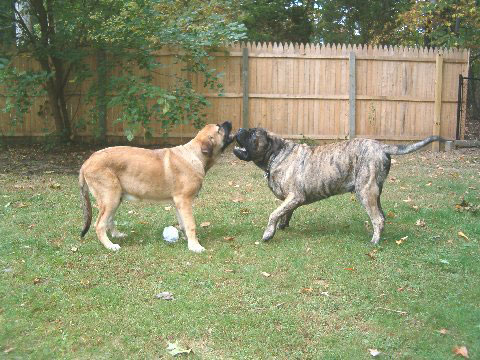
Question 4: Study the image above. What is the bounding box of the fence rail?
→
[0,42,470,144]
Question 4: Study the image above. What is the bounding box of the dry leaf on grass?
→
[155,291,174,301]
[439,328,448,335]
[458,232,469,241]
[49,182,61,190]
[261,271,271,277]
[453,346,469,358]
[164,206,172,211]
[403,196,413,203]
[300,287,313,294]
[415,219,426,227]
[223,236,235,241]
[200,222,211,228]
[166,342,191,356]
[232,197,244,203]
[344,267,355,271]
[396,236,408,245]
[387,211,396,218]
[368,348,381,357]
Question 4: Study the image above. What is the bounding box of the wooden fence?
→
[0,42,470,145]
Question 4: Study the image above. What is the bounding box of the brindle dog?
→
[233,128,445,244]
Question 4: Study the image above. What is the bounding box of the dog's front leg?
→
[263,193,303,241]
[173,196,205,253]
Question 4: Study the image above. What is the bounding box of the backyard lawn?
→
[0,144,479,359]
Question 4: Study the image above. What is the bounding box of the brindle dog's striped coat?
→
[233,128,444,244]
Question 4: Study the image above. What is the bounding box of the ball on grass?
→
[163,226,179,243]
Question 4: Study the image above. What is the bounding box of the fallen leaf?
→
[224,269,235,273]
[403,196,413,203]
[458,232,469,241]
[164,206,172,211]
[33,277,42,285]
[396,236,408,245]
[344,267,355,271]
[3,347,14,354]
[387,211,396,218]
[223,236,235,241]
[240,208,250,214]
[71,246,78,253]
[166,342,191,356]
[439,328,448,335]
[368,348,381,357]
[426,182,432,186]
[366,249,377,260]
[155,291,174,301]
[415,219,426,227]
[200,222,211,228]
[261,271,271,277]
[232,197,244,203]
[452,346,469,358]
[49,182,61,190]
[300,287,313,294]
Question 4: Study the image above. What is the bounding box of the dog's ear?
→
[201,136,214,157]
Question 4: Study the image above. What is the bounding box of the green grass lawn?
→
[0,145,479,359]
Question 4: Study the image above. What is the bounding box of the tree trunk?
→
[45,77,70,142]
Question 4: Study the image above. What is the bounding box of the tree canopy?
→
[0,0,246,142]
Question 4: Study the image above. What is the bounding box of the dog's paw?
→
[107,243,121,251]
[188,243,206,253]
[262,229,275,242]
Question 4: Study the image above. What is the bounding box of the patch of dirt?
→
[0,144,101,176]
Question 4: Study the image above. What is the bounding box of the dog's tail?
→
[382,136,446,155]
[79,168,92,237]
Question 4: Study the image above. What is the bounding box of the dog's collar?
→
[264,153,278,180]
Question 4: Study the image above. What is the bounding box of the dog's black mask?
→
[219,121,234,151]
[233,128,270,162]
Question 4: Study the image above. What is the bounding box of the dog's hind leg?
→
[88,173,123,251]
[108,208,127,239]
[263,192,303,241]
[356,185,384,245]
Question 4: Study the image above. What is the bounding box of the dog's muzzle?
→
[220,121,234,151]
[233,128,251,161]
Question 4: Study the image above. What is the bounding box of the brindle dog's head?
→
[233,128,285,169]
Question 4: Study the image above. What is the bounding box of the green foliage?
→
[0,57,48,125]
[0,0,246,141]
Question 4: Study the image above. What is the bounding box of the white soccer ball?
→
[163,226,179,243]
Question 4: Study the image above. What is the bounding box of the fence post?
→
[96,48,107,143]
[432,53,443,152]
[242,47,249,129]
[349,51,356,139]
[456,74,463,140]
